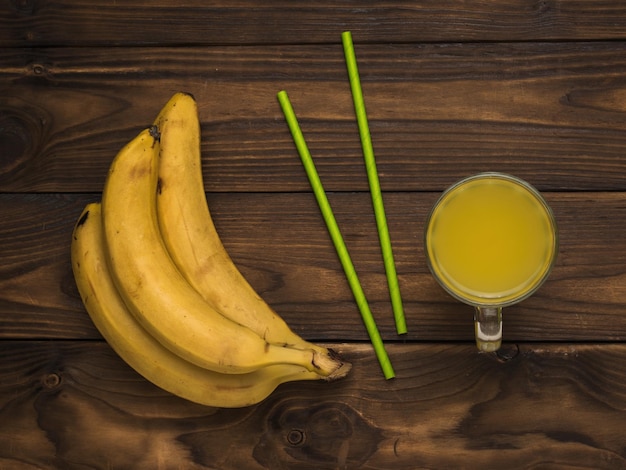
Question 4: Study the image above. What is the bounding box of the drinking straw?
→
[277,90,395,380]
[341,31,407,335]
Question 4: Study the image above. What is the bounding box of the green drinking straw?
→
[341,31,407,335]
[277,90,395,380]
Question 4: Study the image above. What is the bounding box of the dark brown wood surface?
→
[3,43,626,193]
[2,2,626,468]
[3,342,626,469]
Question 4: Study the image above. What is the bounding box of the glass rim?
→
[424,172,559,308]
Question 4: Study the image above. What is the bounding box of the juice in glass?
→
[425,173,558,351]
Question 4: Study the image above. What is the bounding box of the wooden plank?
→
[4,1,626,46]
[3,43,626,193]
[1,341,625,468]
[1,192,625,342]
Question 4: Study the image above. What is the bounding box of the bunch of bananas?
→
[71,93,351,408]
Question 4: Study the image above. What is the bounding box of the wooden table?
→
[2,2,626,468]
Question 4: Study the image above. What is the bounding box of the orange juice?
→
[425,173,557,306]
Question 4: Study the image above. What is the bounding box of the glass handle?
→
[474,306,502,352]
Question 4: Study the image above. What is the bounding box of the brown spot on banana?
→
[127,160,152,181]
[76,209,89,228]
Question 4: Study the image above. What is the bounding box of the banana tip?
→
[313,348,351,381]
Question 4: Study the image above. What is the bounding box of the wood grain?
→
[3,2,626,467]
[2,192,625,342]
[1,341,625,469]
[3,43,626,193]
[4,1,626,46]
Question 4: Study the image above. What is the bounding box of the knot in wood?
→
[32,63,46,75]
[254,400,383,468]
[495,344,520,362]
[286,429,305,446]
[42,373,61,389]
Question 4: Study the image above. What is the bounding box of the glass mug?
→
[424,173,558,352]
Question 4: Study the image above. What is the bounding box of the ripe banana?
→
[71,202,327,408]
[101,126,348,377]
[153,92,329,355]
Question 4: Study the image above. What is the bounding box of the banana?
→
[101,126,348,377]
[153,92,330,355]
[71,203,328,408]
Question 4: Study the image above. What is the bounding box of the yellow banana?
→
[153,92,330,355]
[101,126,348,377]
[71,203,327,408]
